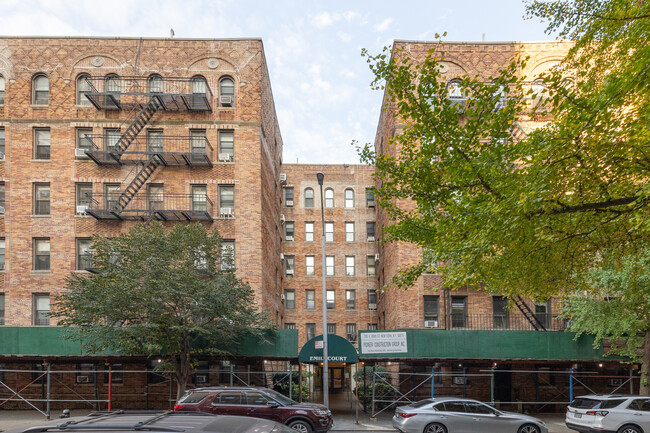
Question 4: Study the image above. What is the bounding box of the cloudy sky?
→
[3,0,556,164]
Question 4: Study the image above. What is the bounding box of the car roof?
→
[190,386,267,392]
[414,397,484,403]
[5,411,279,433]
[575,394,639,400]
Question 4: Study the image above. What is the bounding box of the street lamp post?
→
[316,172,329,409]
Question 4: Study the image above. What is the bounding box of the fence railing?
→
[426,313,566,331]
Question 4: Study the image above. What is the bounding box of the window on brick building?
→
[324,188,334,208]
[346,290,356,310]
[345,189,354,208]
[306,323,316,340]
[325,222,334,242]
[366,188,375,207]
[368,289,377,310]
[104,128,121,152]
[76,363,95,384]
[104,183,121,211]
[34,128,50,159]
[284,290,295,309]
[345,256,355,276]
[0,127,5,158]
[346,323,357,342]
[219,185,235,215]
[366,256,376,276]
[345,222,354,242]
[305,222,314,242]
[191,185,207,212]
[305,256,315,276]
[0,293,4,325]
[104,363,124,384]
[0,74,4,105]
[32,74,49,105]
[326,290,335,310]
[368,323,377,330]
[189,129,207,160]
[284,255,294,276]
[220,240,235,270]
[306,290,315,310]
[33,238,50,271]
[33,293,50,325]
[451,296,468,328]
[0,182,4,214]
[219,76,235,107]
[218,130,234,161]
[76,238,92,271]
[304,188,314,208]
[33,183,50,215]
[493,296,509,329]
[147,184,164,212]
[447,79,464,100]
[0,238,5,271]
[326,255,334,276]
[285,323,296,330]
[284,187,294,207]
[366,222,376,241]
[285,221,294,241]
[423,295,439,327]
[147,129,164,154]
[327,323,336,335]
[76,128,93,155]
[105,74,121,108]
[76,74,92,106]
[535,300,551,329]
[147,74,163,94]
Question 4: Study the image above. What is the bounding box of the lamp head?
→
[316,172,324,185]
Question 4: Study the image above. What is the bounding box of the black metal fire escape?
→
[513,296,547,331]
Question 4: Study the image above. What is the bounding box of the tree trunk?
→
[640,330,650,396]
[174,351,191,402]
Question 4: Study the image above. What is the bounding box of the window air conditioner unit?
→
[285,235,294,241]
[608,378,623,387]
[279,173,287,184]
[453,376,467,385]
[220,95,233,106]
[368,303,377,310]
[368,200,376,208]
[76,375,90,384]
[76,205,88,215]
[280,214,285,223]
[281,294,286,301]
[0,151,5,159]
[196,375,208,384]
[220,207,234,217]
[286,269,294,276]
[280,253,285,261]
[75,148,89,158]
[218,153,232,162]
[367,236,376,242]
[424,320,439,328]
[0,206,6,214]
[285,199,294,207]
[374,253,380,262]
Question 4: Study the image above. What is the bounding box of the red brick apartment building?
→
[0,38,629,411]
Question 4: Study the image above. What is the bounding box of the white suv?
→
[566,394,650,433]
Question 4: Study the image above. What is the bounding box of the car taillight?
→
[173,404,184,411]
[399,412,417,418]
[586,410,609,417]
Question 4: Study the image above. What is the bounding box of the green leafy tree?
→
[52,222,272,400]
[564,250,650,394]
[358,0,650,300]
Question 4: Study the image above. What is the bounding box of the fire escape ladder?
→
[111,156,161,214]
[116,98,161,155]
[508,120,527,142]
[513,295,546,331]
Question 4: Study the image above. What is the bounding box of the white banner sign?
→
[360,331,408,354]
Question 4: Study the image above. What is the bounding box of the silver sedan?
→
[392,397,548,433]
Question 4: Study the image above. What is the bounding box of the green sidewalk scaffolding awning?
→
[299,334,359,364]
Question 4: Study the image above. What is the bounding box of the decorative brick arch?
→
[64,53,126,80]
[439,59,470,80]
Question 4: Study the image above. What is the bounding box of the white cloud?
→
[312,12,337,29]
[342,11,359,22]
[374,18,393,32]
[338,32,352,42]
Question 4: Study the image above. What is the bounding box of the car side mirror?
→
[267,401,280,408]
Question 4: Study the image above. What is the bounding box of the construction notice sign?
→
[360,331,408,354]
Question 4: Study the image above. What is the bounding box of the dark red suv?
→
[174,387,333,433]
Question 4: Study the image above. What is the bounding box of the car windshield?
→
[177,391,210,404]
[263,388,296,406]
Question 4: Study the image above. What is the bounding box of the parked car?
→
[392,397,548,433]
[5,410,298,433]
[566,394,650,433]
[173,387,332,433]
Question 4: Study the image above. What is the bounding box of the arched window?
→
[76,74,91,106]
[105,74,121,107]
[344,188,354,208]
[531,79,546,98]
[148,74,163,94]
[447,79,463,100]
[191,75,207,95]
[325,188,334,208]
[492,82,508,112]
[32,74,49,105]
[304,188,314,208]
[0,74,5,105]
[219,76,234,107]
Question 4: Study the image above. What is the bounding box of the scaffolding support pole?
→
[46,363,51,420]
[371,364,376,417]
[108,365,112,411]
[299,363,303,403]
[490,368,495,405]
[288,363,292,401]
[230,364,234,386]
[569,368,575,402]
[431,366,435,398]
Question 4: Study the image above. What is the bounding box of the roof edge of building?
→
[0,35,263,41]
[393,39,570,45]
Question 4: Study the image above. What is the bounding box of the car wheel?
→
[424,423,447,433]
[518,424,541,433]
[618,426,642,433]
[288,420,312,433]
